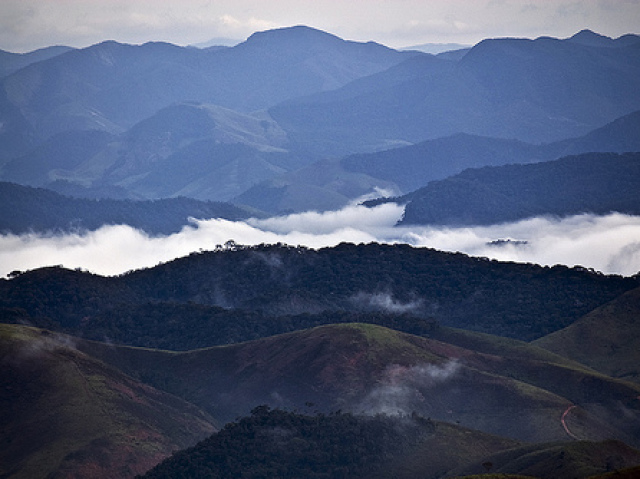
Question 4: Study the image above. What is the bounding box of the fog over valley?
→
[2,206,640,277]
[3,7,640,477]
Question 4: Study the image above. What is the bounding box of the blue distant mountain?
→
[1,26,639,211]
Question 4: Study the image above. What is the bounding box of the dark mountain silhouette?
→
[396,152,640,226]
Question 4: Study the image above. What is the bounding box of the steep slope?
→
[398,152,640,226]
[0,324,215,479]
[533,286,640,384]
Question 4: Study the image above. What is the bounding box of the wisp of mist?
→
[2,203,640,277]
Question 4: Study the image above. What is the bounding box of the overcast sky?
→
[2,0,639,53]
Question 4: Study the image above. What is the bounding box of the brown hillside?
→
[79,323,640,447]
[0,324,215,479]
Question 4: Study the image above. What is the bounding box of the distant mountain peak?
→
[567,29,614,46]
[243,25,343,47]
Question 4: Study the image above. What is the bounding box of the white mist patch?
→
[400,213,640,276]
[351,292,424,314]
[1,205,640,277]
[359,361,461,416]
[246,202,404,235]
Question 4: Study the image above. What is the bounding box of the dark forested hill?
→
[1,243,636,341]
[143,405,640,479]
[0,182,258,234]
[397,152,640,226]
[141,407,519,479]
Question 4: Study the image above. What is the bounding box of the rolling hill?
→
[533,286,640,384]
[0,323,215,479]
[78,322,640,445]
[3,315,640,476]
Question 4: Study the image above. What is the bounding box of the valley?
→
[1,21,640,479]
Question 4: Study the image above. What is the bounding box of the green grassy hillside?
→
[0,324,215,479]
[534,286,640,383]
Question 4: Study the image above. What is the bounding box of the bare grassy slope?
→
[81,323,640,446]
[534,286,640,383]
[0,324,215,479]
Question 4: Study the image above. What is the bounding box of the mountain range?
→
[1,27,640,211]
[239,109,640,214]
[3,24,640,478]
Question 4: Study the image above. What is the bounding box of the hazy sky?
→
[2,0,639,53]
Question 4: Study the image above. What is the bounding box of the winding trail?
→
[561,404,579,440]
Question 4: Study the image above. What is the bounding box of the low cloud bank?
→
[1,204,640,277]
